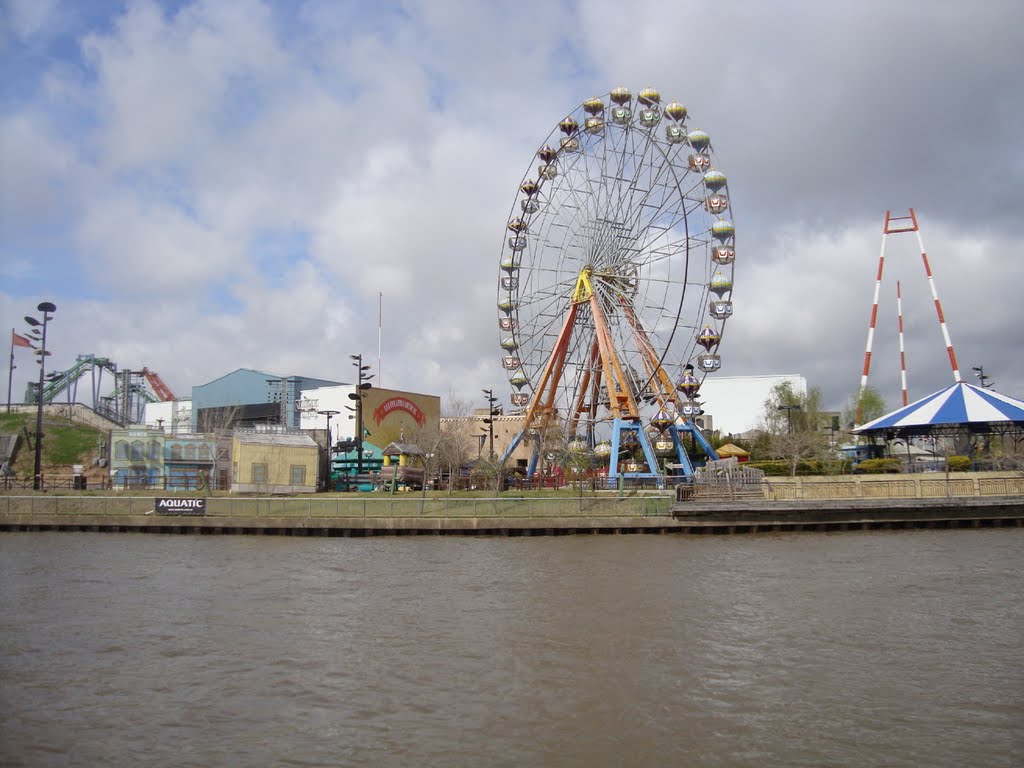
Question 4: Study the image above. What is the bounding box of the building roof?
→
[715,442,750,457]
[235,431,318,448]
[382,442,424,456]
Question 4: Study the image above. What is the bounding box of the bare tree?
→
[194,403,242,490]
[408,390,474,493]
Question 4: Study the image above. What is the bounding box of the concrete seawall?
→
[2,497,1022,536]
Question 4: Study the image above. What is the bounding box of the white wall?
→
[698,374,807,436]
[142,399,193,433]
[296,385,357,446]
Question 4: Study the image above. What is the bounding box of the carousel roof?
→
[853,381,1024,435]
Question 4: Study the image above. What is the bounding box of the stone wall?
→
[765,471,1024,500]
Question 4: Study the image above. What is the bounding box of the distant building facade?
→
[142,399,193,434]
[297,385,441,452]
[191,368,342,432]
[230,429,319,494]
[109,427,217,490]
[699,374,808,436]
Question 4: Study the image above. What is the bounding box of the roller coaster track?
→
[27,355,176,425]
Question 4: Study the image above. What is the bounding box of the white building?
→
[698,374,807,436]
[142,399,193,434]
[295,385,358,447]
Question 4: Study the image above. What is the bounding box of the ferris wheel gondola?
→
[496,86,734,482]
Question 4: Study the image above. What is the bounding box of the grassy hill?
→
[0,411,104,477]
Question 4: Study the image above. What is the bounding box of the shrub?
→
[746,461,789,476]
[854,458,903,474]
[947,455,971,472]
[745,459,843,476]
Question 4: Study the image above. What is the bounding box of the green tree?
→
[759,381,830,476]
[843,385,888,429]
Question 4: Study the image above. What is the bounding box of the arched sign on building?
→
[373,397,426,427]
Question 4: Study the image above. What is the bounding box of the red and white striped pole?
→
[897,281,909,406]
[859,212,890,393]
[908,209,961,383]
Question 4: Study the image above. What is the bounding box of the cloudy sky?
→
[3,0,1022,418]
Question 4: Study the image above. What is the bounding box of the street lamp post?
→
[348,354,374,487]
[24,302,56,491]
[482,389,498,461]
[777,404,800,435]
[317,409,340,491]
[971,365,994,389]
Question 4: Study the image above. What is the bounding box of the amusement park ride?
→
[25,354,175,425]
[858,208,962,414]
[495,86,734,484]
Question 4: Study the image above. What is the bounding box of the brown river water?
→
[1,529,1022,767]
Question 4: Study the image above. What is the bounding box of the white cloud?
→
[4,0,60,42]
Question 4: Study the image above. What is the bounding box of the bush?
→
[854,458,903,474]
[947,455,971,472]
[746,461,789,476]
[745,459,851,476]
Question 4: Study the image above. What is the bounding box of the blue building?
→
[191,368,342,431]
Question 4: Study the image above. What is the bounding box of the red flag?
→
[11,330,33,349]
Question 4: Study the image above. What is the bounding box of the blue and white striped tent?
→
[854,382,1024,436]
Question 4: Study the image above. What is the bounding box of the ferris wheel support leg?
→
[608,419,664,488]
[499,429,527,466]
[679,421,719,461]
[633,425,664,489]
[667,422,718,481]
[607,423,623,481]
[667,425,695,478]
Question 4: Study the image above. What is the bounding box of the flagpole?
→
[7,329,15,413]
[377,292,382,388]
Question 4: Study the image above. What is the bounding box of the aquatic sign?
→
[154,498,207,516]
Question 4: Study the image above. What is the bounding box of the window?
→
[170,444,184,461]
[115,440,129,460]
[251,463,268,484]
[185,444,197,460]
[289,465,306,485]
[199,444,212,460]
[131,440,145,461]
[147,440,161,460]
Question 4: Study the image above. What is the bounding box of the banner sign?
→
[155,498,207,516]
[373,397,426,426]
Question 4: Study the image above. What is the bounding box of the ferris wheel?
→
[496,86,735,481]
